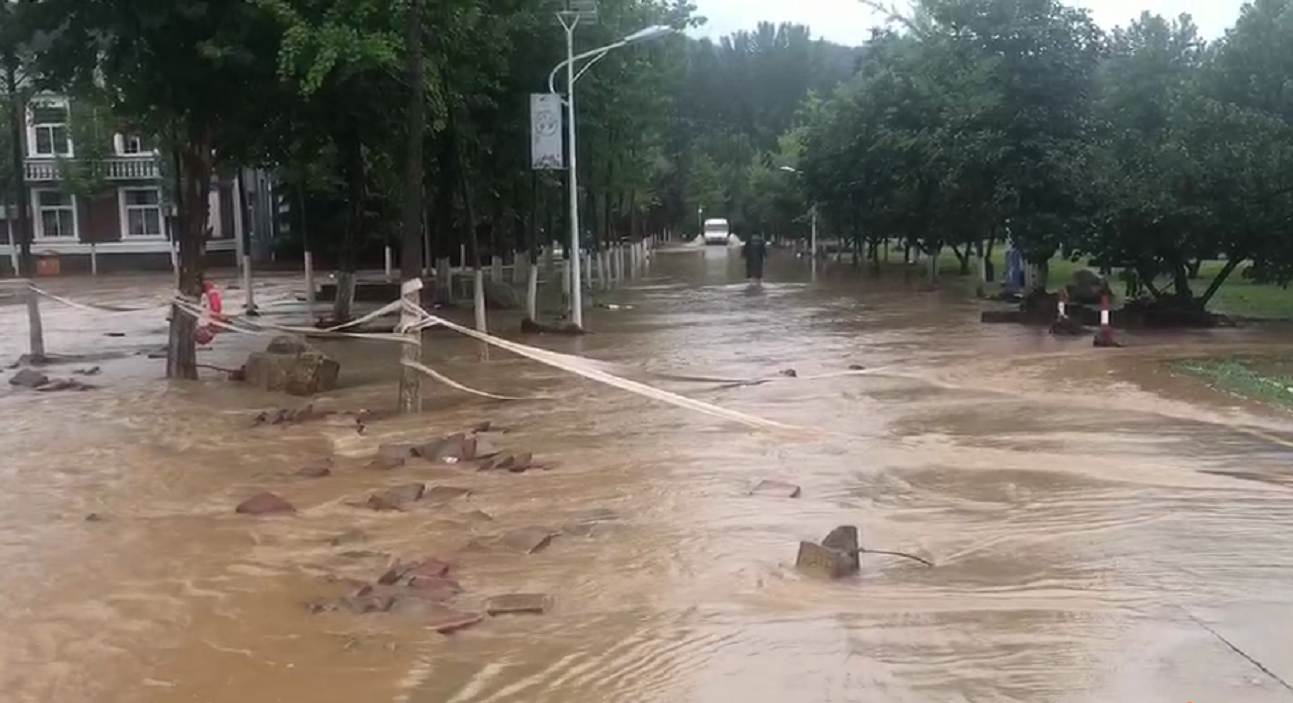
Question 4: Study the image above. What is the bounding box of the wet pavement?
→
[3,249,1293,702]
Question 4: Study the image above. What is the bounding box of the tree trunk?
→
[953,243,970,275]
[448,102,484,333]
[1173,263,1193,302]
[5,50,31,279]
[166,132,214,380]
[1199,257,1242,307]
[397,0,425,414]
[333,122,364,323]
[525,171,539,321]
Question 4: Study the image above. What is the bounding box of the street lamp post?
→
[779,166,817,279]
[550,21,674,330]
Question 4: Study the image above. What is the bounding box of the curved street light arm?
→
[548,41,626,95]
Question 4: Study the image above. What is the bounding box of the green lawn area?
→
[860,243,1293,319]
[1173,355,1293,411]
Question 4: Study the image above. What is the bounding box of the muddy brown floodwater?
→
[4,250,1293,703]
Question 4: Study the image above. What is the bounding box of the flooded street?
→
[4,249,1293,702]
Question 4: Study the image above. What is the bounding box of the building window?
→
[34,190,76,239]
[30,102,72,157]
[121,187,163,238]
[115,133,153,156]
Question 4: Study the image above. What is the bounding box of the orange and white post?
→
[1094,292,1117,347]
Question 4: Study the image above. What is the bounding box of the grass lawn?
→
[850,242,1293,319]
[1173,355,1293,411]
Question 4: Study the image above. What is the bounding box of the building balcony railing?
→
[25,156,161,182]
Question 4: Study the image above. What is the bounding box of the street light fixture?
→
[549,19,677,330]
[779,166,817,278]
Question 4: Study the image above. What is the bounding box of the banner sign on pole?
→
[530,93,564,170]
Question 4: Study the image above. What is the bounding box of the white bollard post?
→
[473,268,487,334]
[25,283,45,361]
[304,250,316,323]
[241,253,257,313]
[90,242,98,276]
[526,259,539,321]
[169,241,180,290]
[384,245,393,279]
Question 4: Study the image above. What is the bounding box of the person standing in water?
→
[742,232,768,285]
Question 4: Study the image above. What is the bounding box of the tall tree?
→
[34,0,281,378]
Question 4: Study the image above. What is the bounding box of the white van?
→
[702,218,730,245]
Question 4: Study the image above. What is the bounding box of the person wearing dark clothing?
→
[742,234,768,284]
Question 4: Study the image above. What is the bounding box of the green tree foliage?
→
[663,22,860,234]
[792,0,1293,304]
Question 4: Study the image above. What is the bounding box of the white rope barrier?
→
[399,359,551,401]
[409,310,820,436]
[16,280,828,436]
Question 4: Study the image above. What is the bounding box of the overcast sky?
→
[690,0,1245,45]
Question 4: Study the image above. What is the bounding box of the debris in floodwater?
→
[34,378,97,392]
[477,452,537,473]
[795,541,856,580]
[496,527,557,555]
[486,593,551,616]
[251,403,332,428]
[296,457,334,478]
[84,513,107,522]
[795,524,933,579]
[235,492,296,515]
[779,368,798,377]
[848,364,866,371]
[428,609,484,634]
[422,485,472,504]
[751,480,802,498]
[361,483,426,511]
[327,530,368,547]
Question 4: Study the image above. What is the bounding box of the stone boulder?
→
[1066,269,1108,305]
[266,335,312,355]
[243,340,340,397]
[9,369,49,388]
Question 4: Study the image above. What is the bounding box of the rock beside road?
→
[8,369,48,387]
[242,337,340,397]
[7,368,93,392]
[1066,268,1108,305]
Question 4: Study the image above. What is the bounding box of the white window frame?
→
[113,133,156,157]
[118,187,165,239]
[31,189,78,241]
[27,98,74,158]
